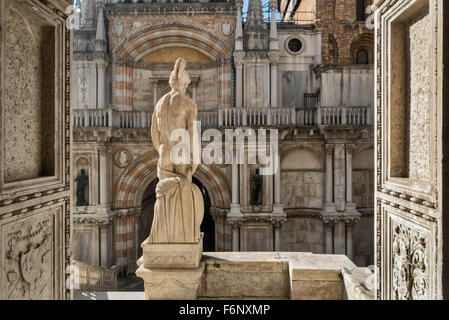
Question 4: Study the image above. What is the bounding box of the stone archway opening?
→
[193,177,215,252]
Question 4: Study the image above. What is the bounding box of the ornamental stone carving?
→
[112,22,126,38]
[114,149,132,168]
[392,222,428,300]
[219,22,233,36]
[4,219,53,300]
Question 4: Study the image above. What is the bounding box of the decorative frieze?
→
[104,3,236,17]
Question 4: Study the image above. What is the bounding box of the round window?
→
[287,38,303,54]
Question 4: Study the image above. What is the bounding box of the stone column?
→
[272,218,286,252]
[96,60,106,109]
[228,218,243,252]
[100,223,109,268]
[242,163,249,206]
[269,54,279,108]
[274,160,281,204]
[235,0,244,51]
[345,144,360,217]
[345,221,354,261]
[98,146,109,210]
[324,221,333,254]
[346,144,354,204]
[152,79,158,109]
[229,152,243,252]
[273,156,284,214]
[234,55,244,108]
[325,145,334,204]
[268,0,279,109]
[231,158,240,211]
[232,224,240,252]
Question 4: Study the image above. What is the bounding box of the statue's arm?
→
[151,108,161,153]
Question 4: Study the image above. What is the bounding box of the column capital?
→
[227,216,244,227]
[233,51,245,68]
[96,60,107,69]
[346,144,356,154]
[235,0,244,9]
[268,51,280,66]
[269,215,286,229]
[325,144,335,155]
[97,145,110,153]
[269,0,277,11]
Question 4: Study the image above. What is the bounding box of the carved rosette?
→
[391,222,428,300]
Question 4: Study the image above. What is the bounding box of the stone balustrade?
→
[73,105,372,130]
[72,260,117,292]
[319,106,371,126]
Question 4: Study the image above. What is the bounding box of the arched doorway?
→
[137,177,215,255]
[193,177,215,252]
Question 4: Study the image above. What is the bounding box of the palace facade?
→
[72,0,375,275]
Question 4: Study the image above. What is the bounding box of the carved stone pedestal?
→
[136,234,204,300]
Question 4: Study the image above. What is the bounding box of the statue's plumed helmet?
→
[169,57,191,91]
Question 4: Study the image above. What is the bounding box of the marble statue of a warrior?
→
[148,58,204,244]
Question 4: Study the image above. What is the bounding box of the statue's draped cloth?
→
[149,166,204,243]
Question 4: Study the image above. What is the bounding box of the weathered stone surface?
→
[198,252,356,300]
[0,0,73,301]
[136,263,205,300]
[142,235,203,269]
[342,267,375,300]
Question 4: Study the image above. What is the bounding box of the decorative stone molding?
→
[219,22,234,36]
[105,3,236,17]
[73,214,113,225]
[113,148,133,168]
[113,21,232,59]
[112,22,126,38]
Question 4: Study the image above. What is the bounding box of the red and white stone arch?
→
[112,22,234,111]
[112,150,231,273]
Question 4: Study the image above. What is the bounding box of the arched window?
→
[356,0,366,21]
[357,49,369,64]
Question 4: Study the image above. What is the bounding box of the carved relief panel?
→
[375,0,445,299]
[0,0,72,300]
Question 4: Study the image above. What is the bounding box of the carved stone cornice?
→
[73,128,151,143]
[104,3,236,17]
[113,207,142,218]
[73,214,113,225]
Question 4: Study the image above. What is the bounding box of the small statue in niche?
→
[75,169,89,206]
[251,168,262,205]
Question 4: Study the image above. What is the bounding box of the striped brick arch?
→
[112,22,233,110]
[113,152,231,211]
[113,151,231,273]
